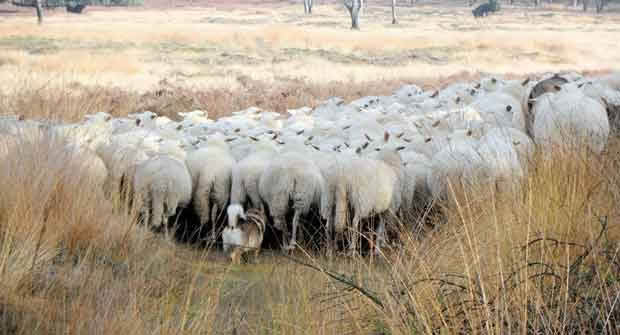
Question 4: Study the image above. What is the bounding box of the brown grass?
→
[1,2,620,334]
[0,3,619,121]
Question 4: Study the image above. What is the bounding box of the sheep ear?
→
[176,124,183,130]
[553,85,561,91]
[466,129,473,136]
[474,83,481,89]
[104,115,111,122]
[296,129,305,135]
[432,120,440,127]
[307,135,314,141]
[150,114,156,120]
[355,147,362,154]
[396,146,406,151]
[384,131,390,143]
[491,77,497,84]
[470,89,476,96]
[521,77,531,86]
[425,137,432,143]
[601,97,609,108]
[362,142,369,149]
[365,134,373,142]
[18,115,25,121]
[396,132,405,138]
[430,90,439,98]
[136,119,141,126]
[506,105,512,112]
[578,82,585,88]
[249,136,259,141]
[225,137,237,142]
[455,96,461,104]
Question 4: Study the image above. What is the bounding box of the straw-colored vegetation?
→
[1,1,620,334]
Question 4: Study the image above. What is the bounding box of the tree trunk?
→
[304,0,313,14]
[344,0,361,30]
[391,0,397,24]
[534,0,540,7]
[35,0,43,24]
[573,0,578,8]
[583,0,588,11]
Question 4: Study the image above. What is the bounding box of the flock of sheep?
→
[1,71,619,262]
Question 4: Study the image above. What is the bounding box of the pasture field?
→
[0,1,619,119]
[1,1,620,334]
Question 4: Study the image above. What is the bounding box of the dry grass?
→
[1,1,620,334]
[2,132,620,334]
[0,2,619,120]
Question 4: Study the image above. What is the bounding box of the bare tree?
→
[344,0,362,30]
[304,0,313,14]
[391,0,397,24]
[594,0,607,12]
[35,0,42,24]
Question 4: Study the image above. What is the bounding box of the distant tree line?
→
[308,0,617,30]
[7,0,142,24]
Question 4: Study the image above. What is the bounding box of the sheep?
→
[132,155,192,232]
[227,148,276,228]
[580,80,620,135]
[531,86,610,154]
[259,152,325,250]
[222,209,266,264]
[427,139,486,201]
[185,141,235,241]
[95,142,149,200]
[321,142,403,255]
[477,131,525,193]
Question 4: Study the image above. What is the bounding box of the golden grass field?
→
[0,1,619,118]
[1,1,620,334]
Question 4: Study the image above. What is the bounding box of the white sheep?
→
[321,145,403,255]
[427,140,486,201]
[259,152,325,250]
[132,155,192,232]
[531,87,610,154]
[185,141,235,241]
[227,148,276,228]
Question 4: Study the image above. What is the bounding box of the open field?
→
[0,1,619,119]
[1,1,620,334]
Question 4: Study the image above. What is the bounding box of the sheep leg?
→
[374,219,387,257]
[276,217,289,250]
[211,203,220,242]
[348,212,361,256]
[284,210,300,251]
[151,191,165,231]
[325,217,334,256]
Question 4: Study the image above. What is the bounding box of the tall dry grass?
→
[312,142,620,334]
[2,88,620,334]
[0,132,228,334]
